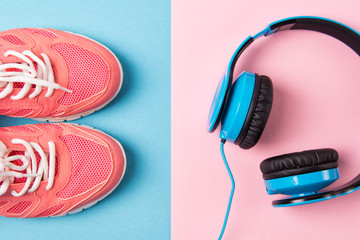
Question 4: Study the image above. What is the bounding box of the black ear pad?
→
[260,149,339,180]
[235,74,273,149]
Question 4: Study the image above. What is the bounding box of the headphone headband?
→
[237,17,360,80]
[207,16,360,133]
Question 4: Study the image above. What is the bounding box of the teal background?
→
[0,0,170,239]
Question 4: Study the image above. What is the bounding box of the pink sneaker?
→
[0,28,123,121]
[0,123,126,218]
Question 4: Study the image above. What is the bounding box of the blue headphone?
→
[208,16,360,239]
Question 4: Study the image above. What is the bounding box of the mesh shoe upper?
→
[0,28,122,119]
[0,123,126,218]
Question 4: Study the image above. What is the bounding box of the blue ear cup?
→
[219,71,256,141]
[220,72,273,149]
[207,69,231,133]
[260,149,339,198]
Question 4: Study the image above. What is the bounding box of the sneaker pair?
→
[0,28,126,218]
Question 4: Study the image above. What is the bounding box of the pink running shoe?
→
[0,123,126,218]
[0,28,123,121]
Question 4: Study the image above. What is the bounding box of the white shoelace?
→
[0,50,72,100]
[0,139,56,197]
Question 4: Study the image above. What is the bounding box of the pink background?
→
[172,0,360,239]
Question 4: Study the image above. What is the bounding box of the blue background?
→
[0,0,170,239]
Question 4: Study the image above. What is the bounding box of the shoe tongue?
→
[7,150,58,184]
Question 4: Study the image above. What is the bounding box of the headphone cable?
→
[218,139,235,240]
